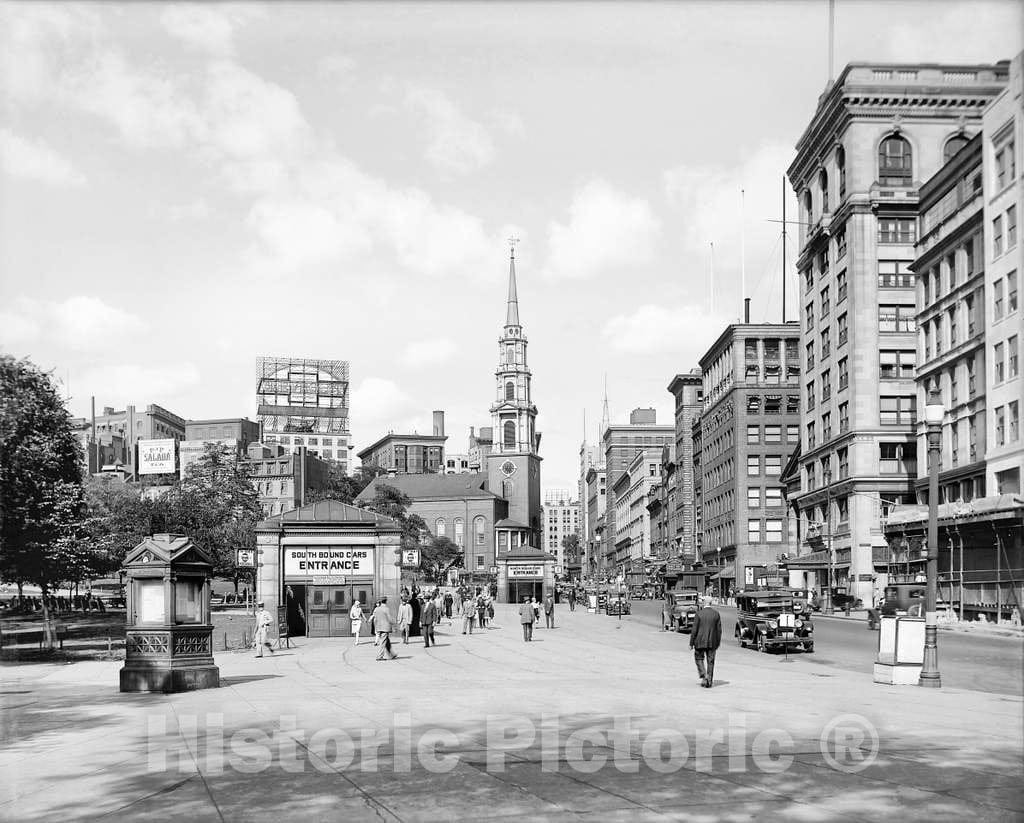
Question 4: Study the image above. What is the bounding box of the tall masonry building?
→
[787,62,1009,606]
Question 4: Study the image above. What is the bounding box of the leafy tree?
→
[420,535,464,583]
[0,356,93,645]
[308,464,389,506]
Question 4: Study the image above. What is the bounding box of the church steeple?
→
[490,240,538,456]
[506,244,520,328]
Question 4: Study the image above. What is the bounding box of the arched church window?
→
[474,516,486,545]
[506,345,515,363]
[503,420,516,447]
[435,518,446,538]
[454,518,464,547]
[502,480,514,500]
[505,381,515,401]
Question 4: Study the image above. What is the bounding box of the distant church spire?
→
[601,373,610,433]
[506,237,520,327]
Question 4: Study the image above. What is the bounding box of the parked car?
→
[830,588,863,612]
[734,589,814,653]
[606,596,631,616]
[662,590,700,633]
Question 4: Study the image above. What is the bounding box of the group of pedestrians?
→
[518,593,555,641]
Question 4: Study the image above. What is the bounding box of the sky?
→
[1,0,1021,493]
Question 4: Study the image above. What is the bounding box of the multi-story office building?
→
[601,409,674,571]
[244,443,331,518]
[667,370,703,562]
[983,55,1023,495]
[257,356,351,472]
[179,417,261,480]
[71,403,186,477]
[585,464,607,578]
[787,61,1008,605]
[358,412,447,475]
[698,321,801,591]
[542,493,580,567]
[611,448,668,586]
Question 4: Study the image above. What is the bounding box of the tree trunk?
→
[40,583,56,650]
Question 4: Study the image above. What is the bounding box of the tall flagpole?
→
[782,176,787,323]
[740,189,746,320]
[709,242,715,316]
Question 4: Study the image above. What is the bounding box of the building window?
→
[764,395,781,414]
[476,555,485,570]
[765,519,783,543]
[748,519,762,543]
[787,395,800,414]
[746,425,760,445]
[949,307,959,347]
[836,230,847,260]
[836,497,849,524]
[807,422,816,449]
[837,145,846,197]
[837,269,847,302]
[747,455,760,476]
[765,488,783,508]
[806,302,814,330]
[822,412,832,441]
[878,218,915,244]
[764,425,781,444]
[821,286,830,318]
[804,268,814,293]
[995,406,1006,446]
[838,447,849,478]
[747,488,761,508]
[821,329,831,360]
[435,518,446,537]
[819,168,829,213]
[837,312,848,346]
[1009,206,1018,249]
[879,349,915,379]
[765,455,782,476]
[943,134,970,162]
[503,420,516,448]
[879,304,916,332]
[1010,335,1019,379]
[879,442,917,474]
[878,260,915,289]
[475,516,486,546]
[1010,401,1020,443]
[994,278,1004,319]
[806,342,815,370]
[880,395,917,425]
[994,342,1005,383]
[747,396,761,414]
[787,424,799,441]
[1009,271,1018,313]
[821,369,831,401]
[505,381,515,401]
[995,138,1016,190]
[878,135,912,185]
[968,356,978,396]
[994,215,1004,257]
[453,518,464,547]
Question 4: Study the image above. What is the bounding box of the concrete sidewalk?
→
[1,603,1021,822]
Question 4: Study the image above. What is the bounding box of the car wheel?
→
[756,632,768,653]
[804,643,814,653]
[736,627,745,648]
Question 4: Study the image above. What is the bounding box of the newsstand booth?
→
[255,500,403,638]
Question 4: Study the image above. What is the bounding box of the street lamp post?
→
[715,546,721,601]
[823,466,833,615]
[920,386,944,688]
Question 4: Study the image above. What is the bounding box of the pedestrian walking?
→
[544,593,555,628]
[253,601,275,658]
[569,589,576,612]
[461,594,476,634]
[444,592,453,619]
[349,600,365,646]
[398,595,413,644]
[690,597,722,688]
[372,597,398,660]
[476,590,487,628]
[531,596,541,624]
[519,596,535,641]
[421,595,437,647]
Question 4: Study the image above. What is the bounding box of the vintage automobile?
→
[662,590,700,632]
[734,589,814,653]
[606,596,631,616]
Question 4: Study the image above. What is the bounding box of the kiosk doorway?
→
[302,584,374,637]
[507,580,543,603]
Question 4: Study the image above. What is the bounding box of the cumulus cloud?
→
[78,363,202,406]
[0,129,86,186]
[402,338,458,368]
[351,378,417,438]
[406,86,496,174]
[602,303,734,356]
[543,179,660,280]
[0,296,146,353]
[160,5,261,56]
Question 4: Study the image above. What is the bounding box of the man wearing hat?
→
[372,596,398,660]
[254,601,275,658]
[689,596,722,688]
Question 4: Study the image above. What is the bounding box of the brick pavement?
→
[1,603,1021,822]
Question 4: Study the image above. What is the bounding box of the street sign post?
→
[236,548,256,568]
[401,549,421,568]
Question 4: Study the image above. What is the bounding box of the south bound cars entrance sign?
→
[508,564,543,579]
[283,547,373,579]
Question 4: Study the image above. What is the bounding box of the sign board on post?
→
[276,605,290,649]
[489,566,499,575]
[401,549,421,568]
[138,439,176,475]
[236,549,256,568]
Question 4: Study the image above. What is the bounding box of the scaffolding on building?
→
[256,356,350,436]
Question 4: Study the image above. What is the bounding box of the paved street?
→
[2,602,1021,822]
[627,603,1024,696]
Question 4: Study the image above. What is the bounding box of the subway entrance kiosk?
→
[499,546,556,604]
[256,500,402,639]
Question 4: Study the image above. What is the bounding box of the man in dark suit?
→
[420,596,437,647]
[689,597,722,688]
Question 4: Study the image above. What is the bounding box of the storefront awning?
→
[710,562,735,580]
